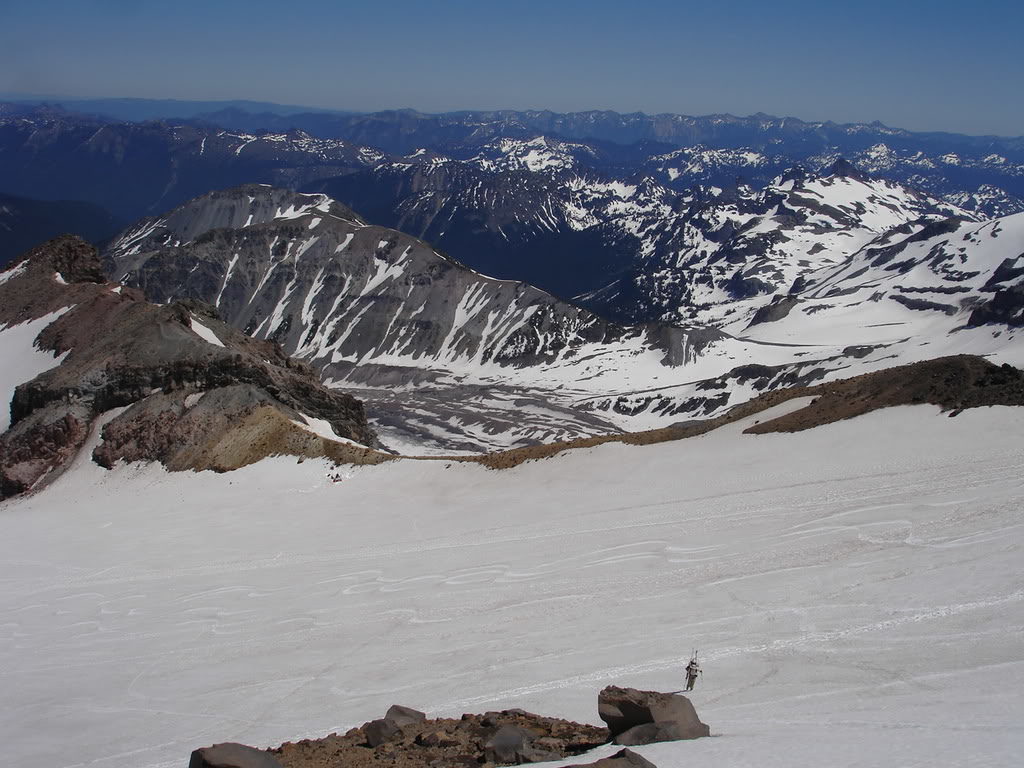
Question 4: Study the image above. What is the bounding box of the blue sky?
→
[1,0,1021,136]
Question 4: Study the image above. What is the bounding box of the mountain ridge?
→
[0,235,383,499]
[100,183,1024,452]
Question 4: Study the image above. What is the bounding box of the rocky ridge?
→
[471,355,1024,470]
[0,235,382,499]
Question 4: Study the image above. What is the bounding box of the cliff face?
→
[0,236,382,499]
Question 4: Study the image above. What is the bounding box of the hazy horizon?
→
[2,0,1021,137]
[4,91,1024,141]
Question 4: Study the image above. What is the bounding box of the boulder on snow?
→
[188,743,283,768]
[597,686,709,741]
[565,748,658,768]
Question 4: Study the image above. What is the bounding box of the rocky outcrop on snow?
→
[565,748,657,768]
[0,235,381,499]
[597,686,710,744]
[742,355,1024,434]
[191,692,708,768]
[190,743,284,768]
[474,355,1024,470]
[266,705,609,768]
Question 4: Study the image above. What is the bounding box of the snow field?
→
[0,404,1022,767]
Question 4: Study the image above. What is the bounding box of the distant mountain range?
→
[0,95,354,122]
[96,183,1023,452]
[2,101,1022,290]
[2,100,1022,453]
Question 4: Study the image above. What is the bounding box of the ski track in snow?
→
[1,405,1023,767]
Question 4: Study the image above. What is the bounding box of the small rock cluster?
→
[188,687,709,768]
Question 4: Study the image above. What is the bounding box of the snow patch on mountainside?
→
[189,315,225,347]
[0,308,71,432]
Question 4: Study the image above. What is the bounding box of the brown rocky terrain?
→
[0,236,388,498]
[189,687,711,768]
[269,708,608,768]
[468,355,1024,469]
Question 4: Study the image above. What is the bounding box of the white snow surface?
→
[1,405,1023,767]
[188,316,225,348]
[0,260,28,285]
[0,309,71,432]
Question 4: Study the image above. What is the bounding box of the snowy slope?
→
[592,162,978,328]
[1,404,1022,767]
[742,213,1024,345]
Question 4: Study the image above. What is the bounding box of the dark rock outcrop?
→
[385,705,427,728]
[613,722,690,746]
[189,743,284,768]
[364,717,402,748]
[271,706,608,768]
[968,285,1024,327]
[566,748,658,768]
[744,355,1024,434]
[748,294,799,326]
[597,686,709,743]
[0,235,383,499]
[363,704,428,746]
[484,724,561,764]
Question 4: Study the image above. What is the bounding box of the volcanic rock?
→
[189,743,284,768]
[597,686,709,741]
[385,704,427,727]
[613,722,691,746]
[364,718,402,747]
[565,748,658,768]
[0,235,383,499]
[484,724,561,764]
[271,707,608,768]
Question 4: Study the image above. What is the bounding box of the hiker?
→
[685,656,702,691]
